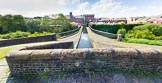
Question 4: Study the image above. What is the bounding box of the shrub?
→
[0,31,52,39]
[0,31,30,39]
[155,36,162,40]
[133,24,162,36]
[91,24,143,34]
[123,38,162,46]
[125,29,155,40]
[117,28,127,37]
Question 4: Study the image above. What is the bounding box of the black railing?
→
[89,27,117,39]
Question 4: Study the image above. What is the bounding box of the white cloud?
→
[0,0,162,17]
[72,2,91,15]
[72,0,80,4]
[0,0,72,17]
[147,6,162,15]
[72,0,137,17]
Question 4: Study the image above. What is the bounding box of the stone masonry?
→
[6,42,162,76]
[0,34,56,47]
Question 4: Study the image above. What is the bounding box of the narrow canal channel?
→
[77,27,93,48]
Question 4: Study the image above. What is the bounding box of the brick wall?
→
[0,34,56,47]
[6,47,162,76]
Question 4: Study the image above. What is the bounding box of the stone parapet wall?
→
[23,41,74,50]
[0,34,56,47]
[89,27,117,39]
[6,46,162,76]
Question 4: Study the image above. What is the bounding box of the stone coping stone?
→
[6,47,162,61]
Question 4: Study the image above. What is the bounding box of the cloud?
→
[72,2,90,15]
[72,0,137,17]
[0,0,162,17]
[147,6,162,15]
[72,0,80,4]
[0,0,71,17]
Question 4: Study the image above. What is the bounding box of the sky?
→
[0,0,162,18]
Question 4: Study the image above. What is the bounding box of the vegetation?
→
[0,47,21,59]
[0,31,52,39]
[0,14,77,39]
[123,38,162,46]
[125,24,162,40]
[125,29,155,40]
[0,15,26,33]
[117,28,127,37]
[91,23,162,45]
[91,24,143,34]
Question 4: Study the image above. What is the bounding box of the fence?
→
[89,27,117,39]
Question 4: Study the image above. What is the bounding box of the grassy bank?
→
[123,38,162,46]
[0,46,21,59]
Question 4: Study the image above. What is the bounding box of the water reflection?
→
[77,32,93,48]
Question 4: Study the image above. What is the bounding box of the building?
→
[96,18,127,24]
[34,16,42,19]
[68,12,96,25]
[154,18,162,24]
[127,17,141,24]
[83,14,95,24]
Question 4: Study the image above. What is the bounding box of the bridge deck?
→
[0,28,82,82]
[1,27,162,82]
[87,27,162,50]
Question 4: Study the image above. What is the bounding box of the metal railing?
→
[89,27,117,39]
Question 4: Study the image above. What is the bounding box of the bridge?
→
[1,26,162,82]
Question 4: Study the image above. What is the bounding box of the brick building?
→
[67,12,96,25]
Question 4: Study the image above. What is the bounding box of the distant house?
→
[68,12,96,25]
[127,17,140,24]
[97,18,127,24]
[128,17,158,24]
[83,14,95,23]
[34,16,42,19]
[146,18,156,23]
[137,17,151,23]
[154,18,162,24]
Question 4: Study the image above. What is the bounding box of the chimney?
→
[70,12,72,16]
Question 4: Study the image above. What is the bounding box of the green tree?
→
[125,29,155,40]
[12,15,26,31]
[40,16,50,26]
[0,15,26,33]
[26,19,41,33]
[0,15,13,33]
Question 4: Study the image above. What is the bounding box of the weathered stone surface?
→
[0,34,56,47]
[6,44,162,76]
[24,41,73,50]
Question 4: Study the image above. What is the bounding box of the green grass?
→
[0,47,20,59]
[123,38,162,46]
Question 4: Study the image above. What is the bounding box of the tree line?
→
[0,14,77,34]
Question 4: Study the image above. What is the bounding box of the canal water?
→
[77,27,93,48]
